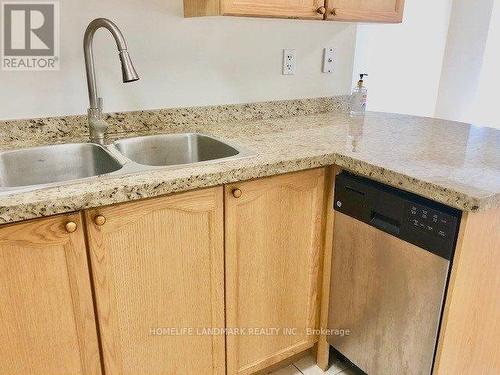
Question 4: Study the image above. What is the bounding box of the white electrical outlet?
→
[282,49,296,75]
[323,48,335,73]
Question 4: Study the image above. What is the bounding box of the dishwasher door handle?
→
[370,212,401,236]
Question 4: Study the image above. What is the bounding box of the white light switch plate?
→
[283,49,296,75]
[323,48,335,73]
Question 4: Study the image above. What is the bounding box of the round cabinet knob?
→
[65,221,77,233]
[331,8,338,16]
[317,6,326,15]
[94,215,106,226]
[232,188,242,199]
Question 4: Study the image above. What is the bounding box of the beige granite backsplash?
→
[0,96,350,150]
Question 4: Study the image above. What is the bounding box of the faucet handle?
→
[88,97,103,123]
[88,97,104,122]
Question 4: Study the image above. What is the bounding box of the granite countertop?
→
[0,97,499,224]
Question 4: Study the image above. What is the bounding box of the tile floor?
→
[269,354,363,375]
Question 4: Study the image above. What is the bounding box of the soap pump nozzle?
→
[358,73,368,87]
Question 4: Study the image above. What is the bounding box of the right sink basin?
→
[114,133,242,167]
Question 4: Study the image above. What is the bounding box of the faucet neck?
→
[83,18,129,109]
[83,18,139,144]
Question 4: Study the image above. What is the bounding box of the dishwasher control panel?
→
[408,204,455,240]
[334,172,462,260]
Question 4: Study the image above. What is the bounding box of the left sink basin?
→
[0,143,123,188]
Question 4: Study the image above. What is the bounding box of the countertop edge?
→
[0,152,494,225]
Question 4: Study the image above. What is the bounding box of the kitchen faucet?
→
[84,18,139,145]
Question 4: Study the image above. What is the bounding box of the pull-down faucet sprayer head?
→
[119,50,139,83]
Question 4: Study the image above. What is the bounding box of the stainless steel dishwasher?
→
[327,172,461,375]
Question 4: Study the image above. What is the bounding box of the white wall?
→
[352,0,452,117]
[435,0,495,124]
[463,0,500,129]
[353,0,500,129]
[0,0,357,120]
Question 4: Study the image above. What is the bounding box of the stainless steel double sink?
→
[0,133,250,192]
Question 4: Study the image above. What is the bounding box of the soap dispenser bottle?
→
[350,74,368,116]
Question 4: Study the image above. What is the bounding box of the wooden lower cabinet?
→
[434,207,500,375]
[84,187,225,375]
[225,169,327,375]
[0,213,101,375]
[0,172,328,375]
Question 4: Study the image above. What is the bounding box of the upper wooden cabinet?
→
[325,0,404,23]
[184,0,404,22]
[0,214,101,375]
[225,169,327,375]
[185,0,328,20]
[85,188,225,375]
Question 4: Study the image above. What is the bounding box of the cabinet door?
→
[326,0,404,23]
[85,188,225,375]
[0,214,101,375]
[221,0,326,20]
[225,169,326,375]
